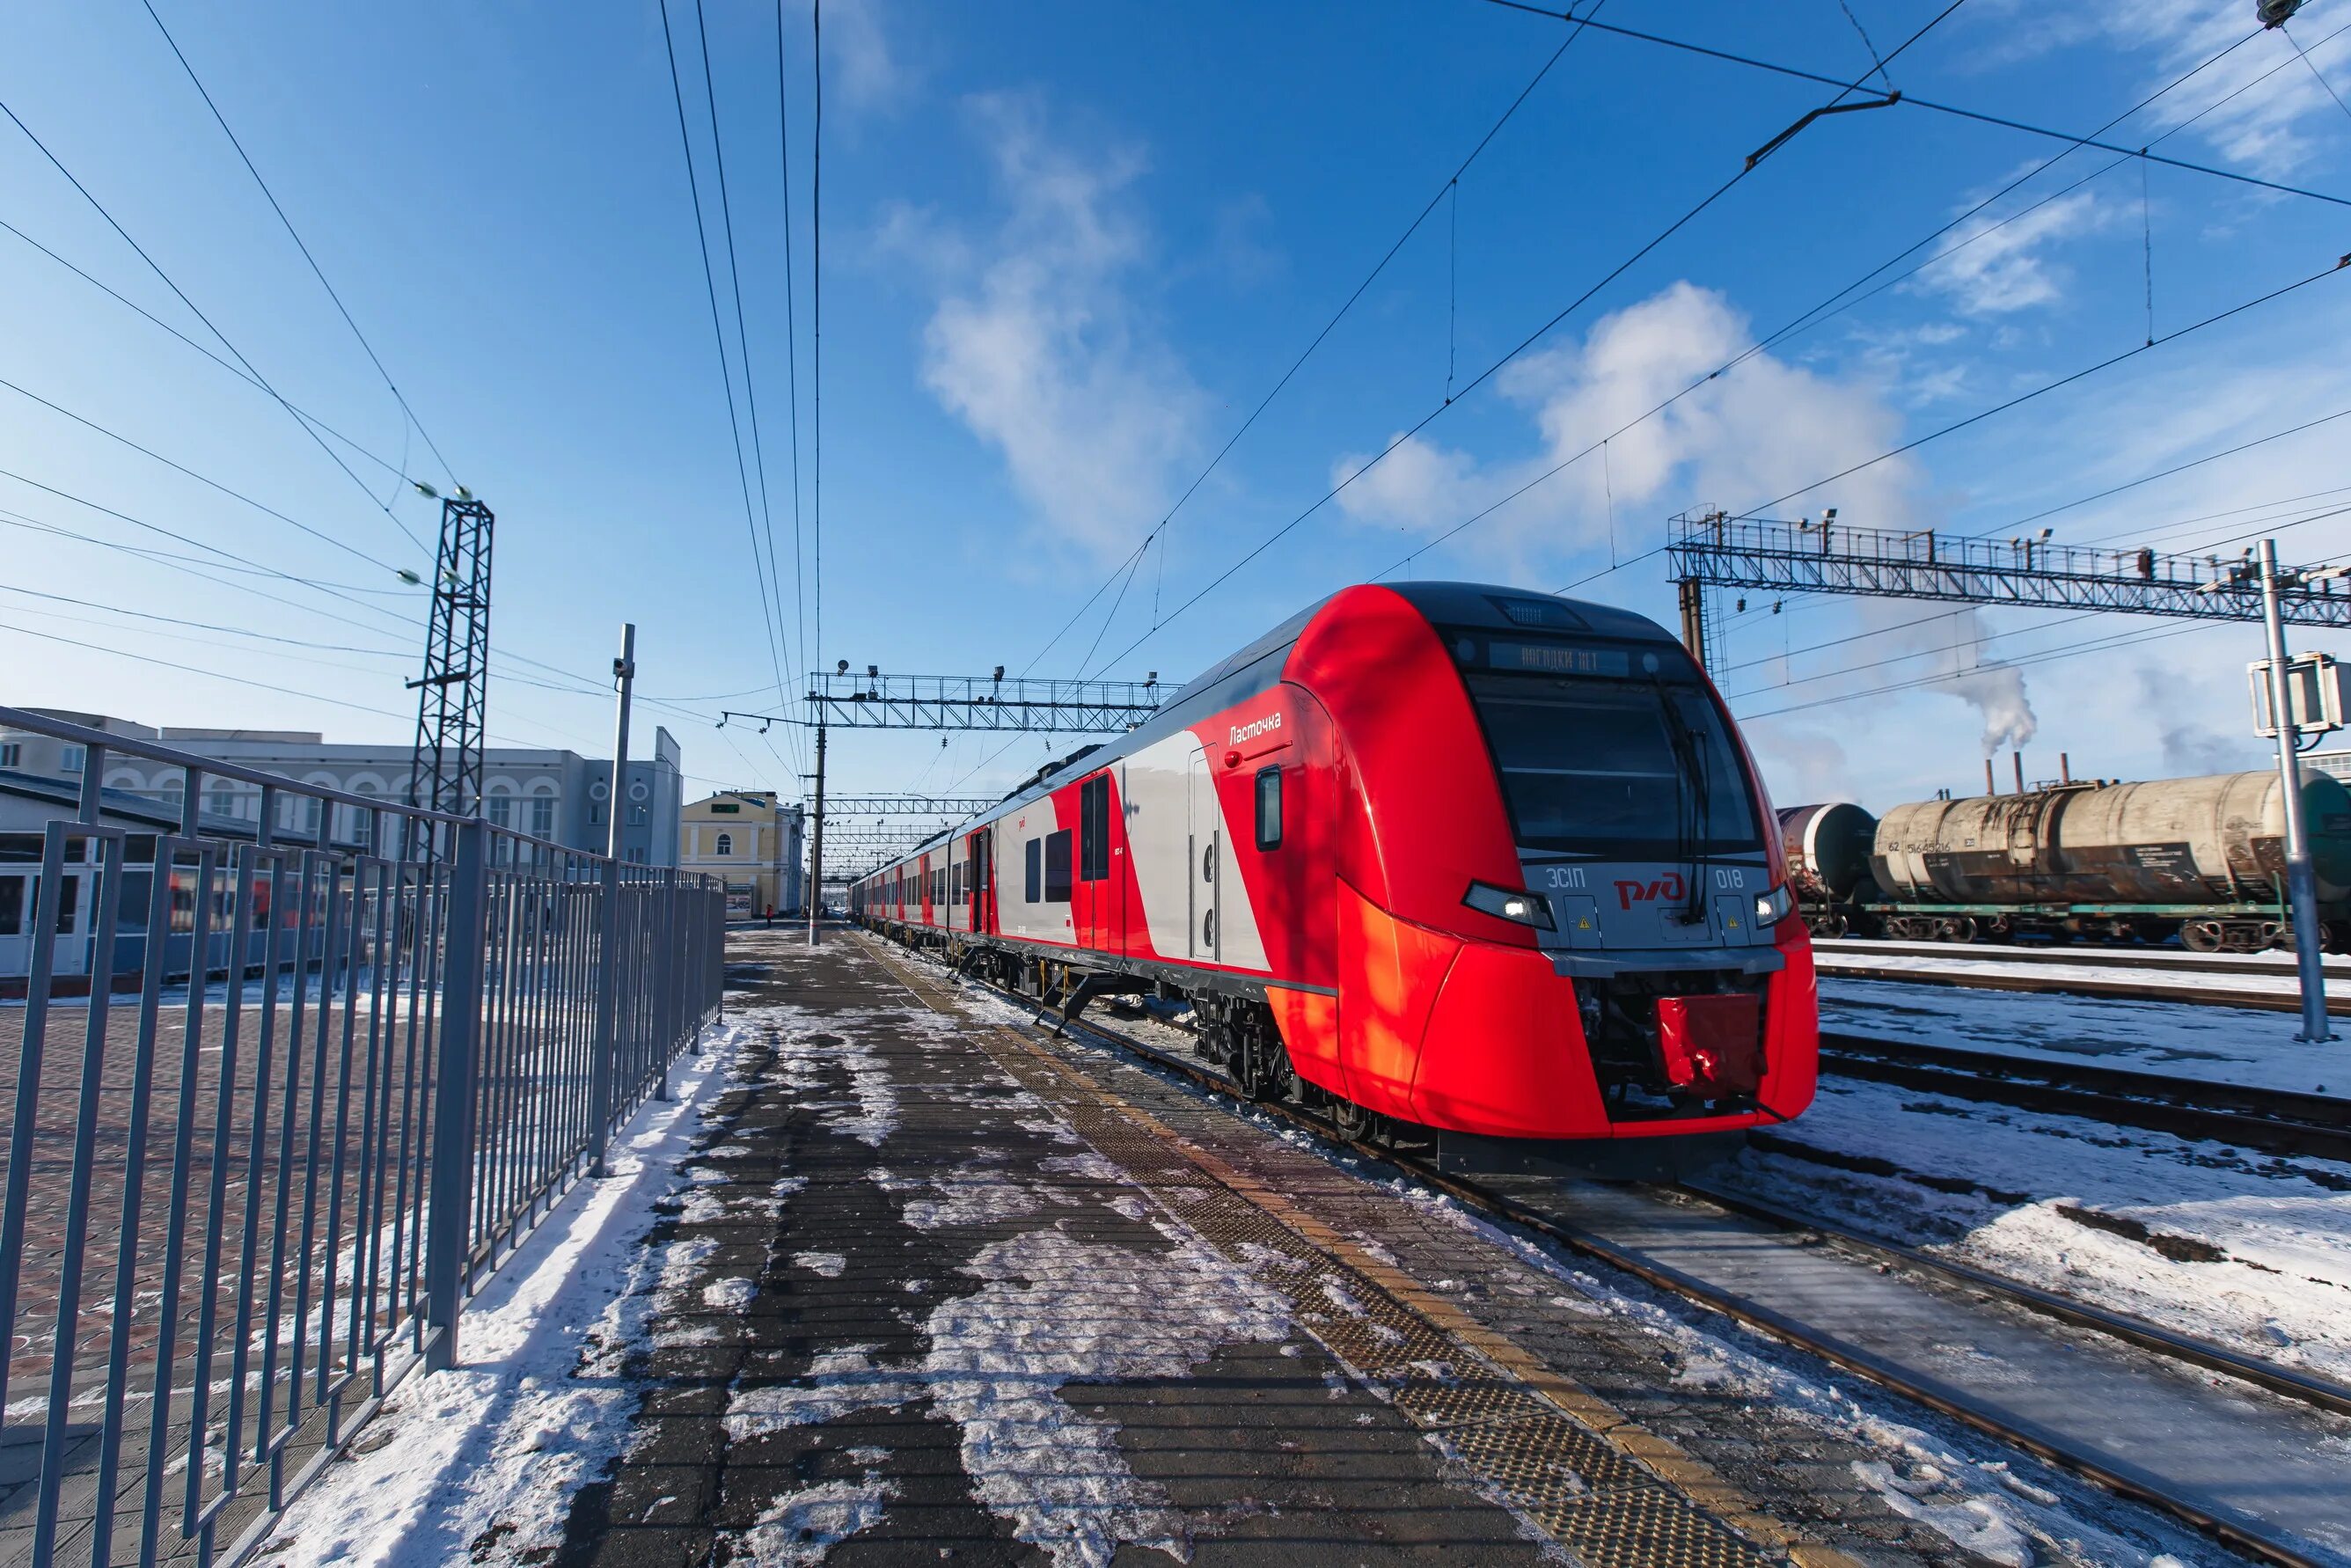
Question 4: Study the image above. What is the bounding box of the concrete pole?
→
[587,624,636,1175]
[2259,540,2335,1044]
[807,722,827,946]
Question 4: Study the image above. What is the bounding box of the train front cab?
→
[1287,584,1818,1144]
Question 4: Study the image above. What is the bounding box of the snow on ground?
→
[756,1000,915,1145]
[1715,1073,2351,1382]
[726,1224,1291,1568]
[736,1471,897,1564]
[1817,938,2350,976]
[1820,975,2349,1098]
[1813,942,2350,1002]
[898,1158,1046,1231]
[257,1016,755,1568]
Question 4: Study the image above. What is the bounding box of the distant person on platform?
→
[764,905,774,927]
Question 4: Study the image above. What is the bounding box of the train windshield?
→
[1461,669,1762,859]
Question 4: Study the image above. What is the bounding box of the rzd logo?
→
[1614,872,1686,910]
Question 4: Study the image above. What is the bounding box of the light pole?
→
[2256,540,2335,1044]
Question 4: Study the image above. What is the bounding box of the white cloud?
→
[1971,0,2351,178]
[1331,281,2045,753]
[820,0,906,112]
[1334,282,1918,552]
[894,94,1203,561]
[1916,190,2113,315]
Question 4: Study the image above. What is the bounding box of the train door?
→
[972,827,993,935]
[1185,745,1220,963]
[1075,772,1121,956]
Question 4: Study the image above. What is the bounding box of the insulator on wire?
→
[2258,0,2303,26]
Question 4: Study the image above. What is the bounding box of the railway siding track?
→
[859,934,2351,1568]
[1820,1032,2351,1163]
[1816,939,2351,981]
[1813,956,2351,1016]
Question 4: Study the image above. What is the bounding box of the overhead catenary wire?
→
[656,0,794,792]
[0,581,410,658]
[1086,2,1972,681]
[136,0,457,488]
[1472,0,2351,209]
[812,0,826,687]
[692,0,800,739]
[0,98,432,555]
[777,0,811,700]
[1385,18,2273,589]
[0,374,411,577]
[0,216,419,484]
[1739,255,2351,519]
[2281,22,2351,130]
[1027,3,1610,678]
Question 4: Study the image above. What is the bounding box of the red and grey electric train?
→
[851,583,1818,1146]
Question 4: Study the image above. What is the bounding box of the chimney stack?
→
[1985,758,1998,795]
[2014,751,2026,795]
[2060,751,2071,784]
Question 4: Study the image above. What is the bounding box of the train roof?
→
[854,582,1674,881]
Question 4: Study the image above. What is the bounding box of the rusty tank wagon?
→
[1777,770,2351,951]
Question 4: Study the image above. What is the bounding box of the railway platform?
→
[253,928,2258,1568]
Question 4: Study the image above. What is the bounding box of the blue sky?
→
[4,0,2350,842]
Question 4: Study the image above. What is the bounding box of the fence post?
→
[423,818,488,1372]
[588,861,621,1175]
[654,870,677,1103]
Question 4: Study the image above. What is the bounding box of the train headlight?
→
[1463,881,1555,930]
[1754,883,1796,927]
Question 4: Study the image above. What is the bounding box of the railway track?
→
[1813,938,2351,1015]
[1817,938,2351,980]
[1820,1031,2351,1162]
[861,933,2351,1568]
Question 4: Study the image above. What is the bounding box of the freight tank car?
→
[1781,771,2351,950]
[1775,802,1876,936]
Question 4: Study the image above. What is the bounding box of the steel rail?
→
[1677,1176,2351,1419]
[1815,937,2351,978]
[858,928,2338,1568]
[1815,956,2351,1015]
[1821,1032,2351,1162]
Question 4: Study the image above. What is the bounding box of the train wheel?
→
[1331,1097,1375,1141]
[1236,1010,1293,1103]
[2182,920,2223,953]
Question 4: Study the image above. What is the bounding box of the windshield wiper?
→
[1652,683,1710,926]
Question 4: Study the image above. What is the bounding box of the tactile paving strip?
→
[871,944,1798,1568]
[1540,1484,1775,1568]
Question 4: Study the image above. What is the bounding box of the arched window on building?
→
[529,783,557,839]
[714,832,733,857]
[351,780,378,849]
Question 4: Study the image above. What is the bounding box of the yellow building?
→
[679,790,806,919]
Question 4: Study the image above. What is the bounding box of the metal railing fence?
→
[0,707,723,1568]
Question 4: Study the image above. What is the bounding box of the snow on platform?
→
[1820,973,2351,1099]
[249,928,2274,1568]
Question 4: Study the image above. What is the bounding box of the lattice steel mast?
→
[406,492,494,859]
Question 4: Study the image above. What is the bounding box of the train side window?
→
[1044,830,1073,903]
[1025,838,1043,903]
[1254,766,1282,851]
[1080,775,1110,882]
